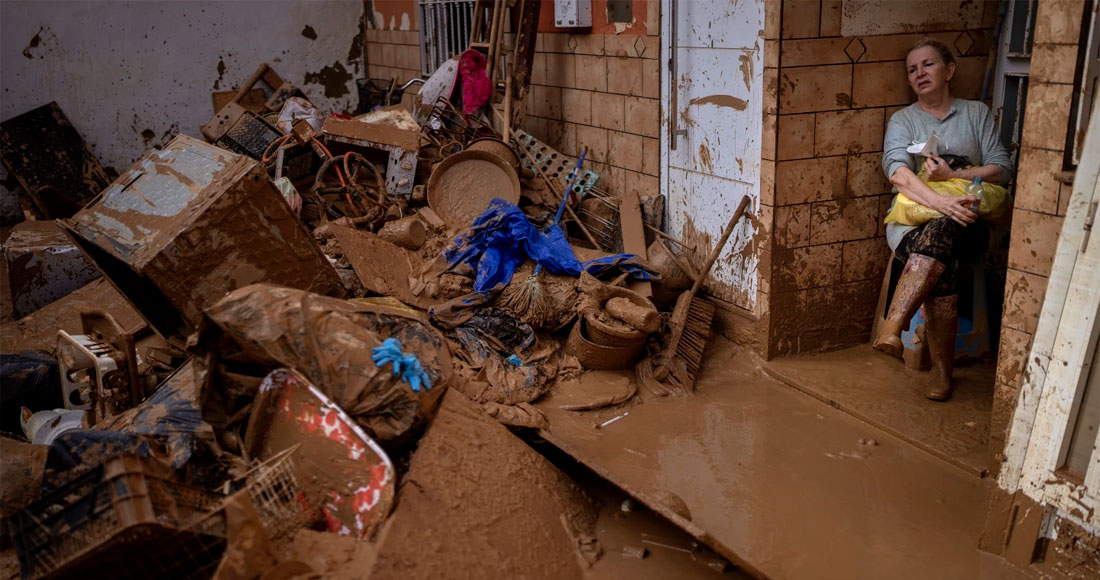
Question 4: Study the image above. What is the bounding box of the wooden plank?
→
[1000,98,1100,492]
[619,189,652,297]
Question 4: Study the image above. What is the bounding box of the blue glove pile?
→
[371,338,432,393]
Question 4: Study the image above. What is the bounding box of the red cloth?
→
[457,49,491,115]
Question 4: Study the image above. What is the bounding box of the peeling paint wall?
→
[1,0,365,173]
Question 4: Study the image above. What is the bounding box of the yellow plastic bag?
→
[884,171,1012,227]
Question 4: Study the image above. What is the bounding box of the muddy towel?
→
[202,284,451,446]
[444,198,651,294]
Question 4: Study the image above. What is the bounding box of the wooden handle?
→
[687,196,751,298]
[232,63,270,104]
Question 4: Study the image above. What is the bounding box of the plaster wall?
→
[0,0,366,174]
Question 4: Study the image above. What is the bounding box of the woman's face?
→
[906,46,955,97]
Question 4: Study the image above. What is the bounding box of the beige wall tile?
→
[779,64,854,114]
[808,197,878,245]
[642,36,660,60]
[996,326,1032,389]
[544,33,572,53]
[546,53,576,88]
[852,61,910,108]
[573,32,605,55]
[764,67,779,114]
[781,38,851,67]
[778,113,815,160]
[820,0,842,36]
[774,243,844,291]
[530,85,562,120]
[641,58,660,99]
[814,108,885,156]
[781,0,821,39]
[605,35,635,57]
[575,55,608,92]
[592,92,626,130]
[576,124,609,163]
[952,55,987,101]
[531,53,548,86]
[1030,44,1081,85]
[647,0,659,36]
[625,96,660,138]
[561,88,592,125]
[1020,82,1074,151]
[761,159,776,205]
[1014,146,1063,214]
[1002,268,1048,335]
[776,157,847,205]
[607,57,643,96]
[847,152,893,197]
[764,0,781,40]
[842,237,890,282]
[763,113,778,161]
[775,204,812,248]
[609,131,645,172]
[1007,209,1064,277]
[765,39,780,68]
[1033,0,1087,45]
[642,137,660,176]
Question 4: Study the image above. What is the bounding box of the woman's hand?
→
[922,154,955,181]
[932,194,978,226]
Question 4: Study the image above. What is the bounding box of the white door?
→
[660,0,764,311]
[999,98,1100,535]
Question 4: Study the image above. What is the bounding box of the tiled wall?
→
[990,0,1086,459]
[363,0,661,199]
[766,0,998,357]
[525,1,661,198]
[365,0,422,84]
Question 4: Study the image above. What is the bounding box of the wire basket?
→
[10,454,227,580]
[241,446,307,541]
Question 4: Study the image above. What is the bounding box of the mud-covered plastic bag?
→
[201,284,452,447]
[885,170,1012,226]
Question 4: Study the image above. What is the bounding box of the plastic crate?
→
[10,454,227,580]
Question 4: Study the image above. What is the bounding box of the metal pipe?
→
[668,0,686,150]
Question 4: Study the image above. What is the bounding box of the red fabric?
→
[457,49,491,115]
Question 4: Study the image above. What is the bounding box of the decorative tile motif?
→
[567,34,578,52]
[845,38,866,63]
[953,31,973,57]
[634,36,646,58]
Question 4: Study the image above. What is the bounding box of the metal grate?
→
[418,0,477,75]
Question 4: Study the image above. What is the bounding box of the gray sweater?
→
[881,98,1014,251]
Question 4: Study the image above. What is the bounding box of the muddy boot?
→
[873,254,946,359]
[923,294,958,401]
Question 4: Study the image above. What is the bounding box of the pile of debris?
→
[0,45,746,580]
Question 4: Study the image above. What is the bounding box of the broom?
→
[511,147,588,316]
[655,196,752,390]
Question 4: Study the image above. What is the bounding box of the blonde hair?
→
[907,38,957,68]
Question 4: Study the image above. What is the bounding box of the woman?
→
[874,39,1014,401]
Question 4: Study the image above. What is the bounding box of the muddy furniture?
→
[0,102,114,219]
[4,221,100,319]
[63,135,340,348]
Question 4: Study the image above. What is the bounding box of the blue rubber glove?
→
[506,354,523,366]
[372,338,432,392]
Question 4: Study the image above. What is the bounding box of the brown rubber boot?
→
[873,254,946,359]
[923,294,958,401]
